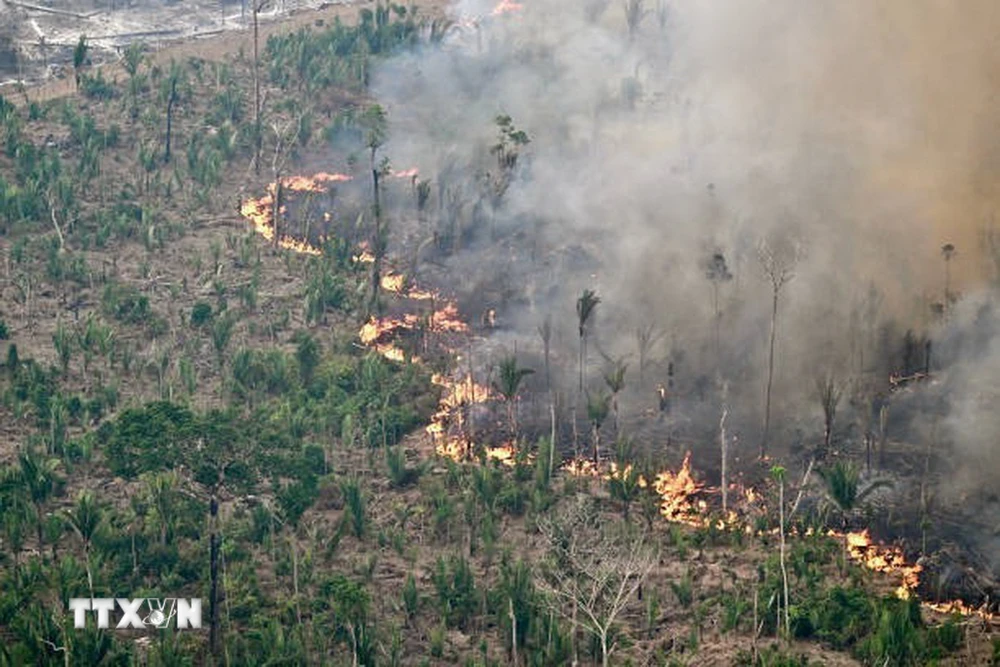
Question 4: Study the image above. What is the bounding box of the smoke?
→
[370,1,1000,466]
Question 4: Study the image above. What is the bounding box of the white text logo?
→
[69,598,202,629]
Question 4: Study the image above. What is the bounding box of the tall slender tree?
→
[757,241,796,459]
[941,243,956,309]
[493,355,534,446]
[160,59,185,163]
[586,391,611,464]
[64,492,103,604]
[705,252,733,370]
[576,289,600,395]
[603,359,627,436]
[770,465,789,639]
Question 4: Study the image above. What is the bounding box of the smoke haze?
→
[370,0,1000,523]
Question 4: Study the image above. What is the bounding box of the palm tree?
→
[586,391,611,464]
[817,461,891,527]
[634,323,662,389]
[493,355,534,445]
[142,471,180,547]
[160,59,185,163]
[17,448,60,552]
[608,439,641,520]
[64,491,103,603]
[576,289,600,395]
[603,359,627,436]
[72,35,89,87]
[815,374,843,458]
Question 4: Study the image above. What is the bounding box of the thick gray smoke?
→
[372,0,1000,492]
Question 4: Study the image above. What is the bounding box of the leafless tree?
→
[757,239,798,459]
[538,497,657,667]
[980,216,1000,287]
[815,373,843,458]
[251,0,269,174]
[538,316,553,393]
[623,0,647,41]
[941,242,956,309]
[268,117,302,247]
[705,252,733,370]
[719,381,729,513]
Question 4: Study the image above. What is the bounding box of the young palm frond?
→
[493,355,534,443]
[817,460,892,524]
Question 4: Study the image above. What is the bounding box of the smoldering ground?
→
[364,0,1000,582]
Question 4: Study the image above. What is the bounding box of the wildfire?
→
[652,452,706,526]
[563,458,603,477]
[392,167,420,179]
[381,272,407,293]
[426,372,494,460]
[484,442,521,466]
[239,172,353,254]
[838,530,922,600]
[492,0,523,16]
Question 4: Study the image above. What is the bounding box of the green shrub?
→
[433,555,478,630]
[386,446,421,488]
[102,282,150,324]
[341,477,367,539]
[190,301,213,327]
[403,573,419,619]
[0,318,8,339]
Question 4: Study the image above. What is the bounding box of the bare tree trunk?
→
[571,405,579,461]
[549,397,556,478]
[878,404,888,468]
[761,289,779,459]
[209,494,220,658]
[467,342,475,458]
[788,458,814,520]
[509,597,517,666]
[779,478,789,639]
[571,598,578,667]
[720,403,728,513]
[252,1,261,174]
[272,171,282,247]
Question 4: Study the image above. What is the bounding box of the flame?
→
[392,167,419,179]
[835,530,922,600]
[240,172,353,254]
[652,452,705,526]
[382,272,407,293]
[484,442,521,466]
[492,0,523,16]
[379,272,438,301]
[426,372,494,460]
[563,458,603,477]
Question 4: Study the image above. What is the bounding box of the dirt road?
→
[12,0,449,106]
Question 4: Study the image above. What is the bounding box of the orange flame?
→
[239,172,352,254]
[492,0,523,16]
[652,452,705,526]
[836,530,922,600]
[392,167,419,179]
[484,442,521,466]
